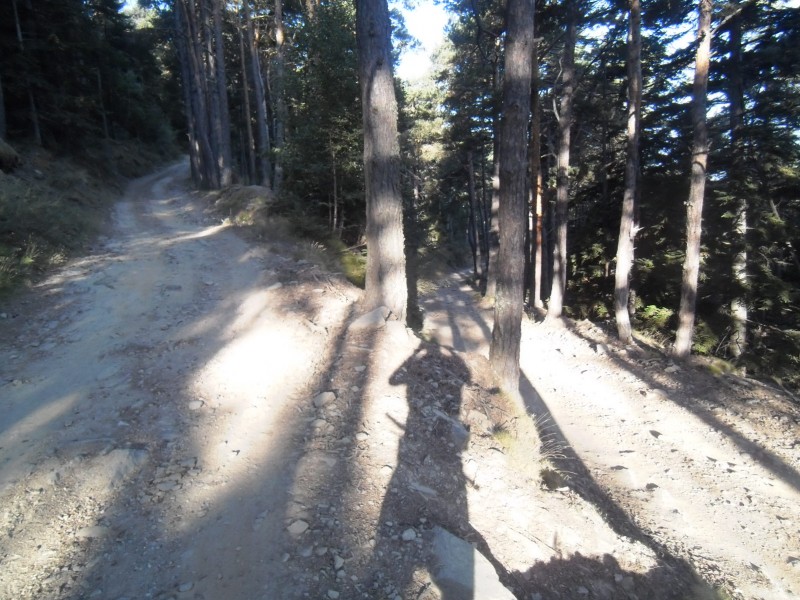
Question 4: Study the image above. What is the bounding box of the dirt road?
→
[0,161,358,599]
[2,162,798,600]
[422,275,800,599]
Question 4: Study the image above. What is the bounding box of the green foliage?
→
[0,0,176,150]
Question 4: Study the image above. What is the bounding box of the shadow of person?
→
[361,344,511,599]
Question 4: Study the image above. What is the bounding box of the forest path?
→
[421,273,800,599]
[0,161,359,599]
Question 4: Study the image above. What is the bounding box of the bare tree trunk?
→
[212,0,233,186]
[614,0,642,344]
[176,0,217,189]
[242,0,272,188]
[490,0,534,395]
[238,15,256,184]
[485,59,502,301]
[548,8,577,319]
[468,151,480,278]
[272,0,287,193]
[357,0,407,322]
[529,38,543,309]
[673,0,713,358]
[728,12,747,358]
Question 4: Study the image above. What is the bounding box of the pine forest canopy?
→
[0,0,798,388]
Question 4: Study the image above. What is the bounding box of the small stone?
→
[188,400,203,411]
[315,546,328,556]
[266,282,283,291]
[76,526,109,539]
[313,392,336,408]
[577,586,589,595]
[665,365,681,374]
[401,528,416,541]
[355,432,369,441]
[156,481,179,492]
[288,520,309,536]
[312,418,328,429]
[354,365,366,373]
[327,591,340,599]
[178,582,194,593]
[334,555,345,570]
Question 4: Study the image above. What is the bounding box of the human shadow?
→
[363,343,514,599]
[518,371,711,598]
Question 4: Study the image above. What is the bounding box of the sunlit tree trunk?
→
[529,39,543,309]
[485,60,502,300]
[548,7,577,319]
[490,0,534,394]
[673,0,713,358]
[357,0,407,322]
[468,150,481,278]
[614,0,642,344]
[728,12,747,358]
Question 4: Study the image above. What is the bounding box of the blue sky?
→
[394,1,449,81]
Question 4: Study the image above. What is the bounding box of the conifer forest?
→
[1,0,799,388]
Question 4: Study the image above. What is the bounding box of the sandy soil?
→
[0,162,798,600]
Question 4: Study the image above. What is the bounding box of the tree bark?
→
[529,38,543,309]
[614,0,642,344]
[468,151,481,278]
[489,0,534,395]
[237,15,257,184]
[728,12,747,358]
[175,0,217,189]
[273,0,287,193]
[242,0,272,188]
[673,0,713,358]
[547,8,577,319]
[212,0,233,187]
[357,0,408,322]
[485,59,503,300]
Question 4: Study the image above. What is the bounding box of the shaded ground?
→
[0,163,798,600]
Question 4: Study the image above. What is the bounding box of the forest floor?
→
[1,162,798,600]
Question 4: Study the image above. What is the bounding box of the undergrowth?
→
[0,140,173,295]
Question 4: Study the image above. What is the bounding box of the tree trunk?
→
[242,0,272,188]
[484,60,503,300]
[273,0,287,193]
[728,13,747,358]
[529,38,543,309]
[176,0,217,189]
[238,16,257,184]
[357,0,408,322]
[673,0,713,358]
[548,8,577,319]
[614,0,642,344]
[468,151,480,278]
[489,0,535,395]
[212,0,233,187]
